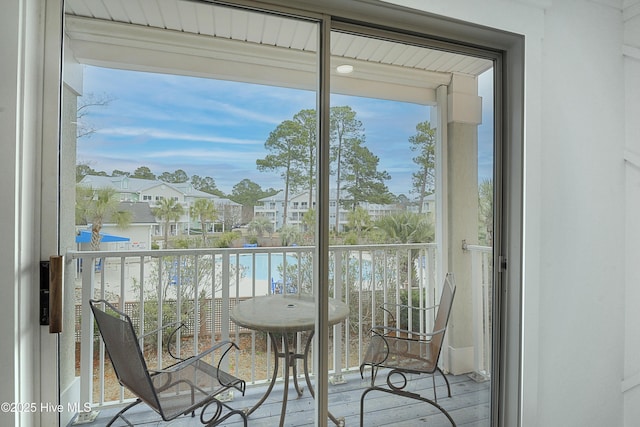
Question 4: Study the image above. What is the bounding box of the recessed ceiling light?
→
[336,64,354,74]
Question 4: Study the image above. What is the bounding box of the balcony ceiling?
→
[64,0,493,104]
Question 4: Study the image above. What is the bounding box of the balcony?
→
[69,243,492,425]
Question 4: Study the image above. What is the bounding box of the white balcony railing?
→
[69,243,492,407]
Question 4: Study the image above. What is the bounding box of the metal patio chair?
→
[89,299,247,427]
[359,273,457,426]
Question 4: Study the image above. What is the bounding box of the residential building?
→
[79,174,242,235]
[2,1,640,426]
[75,201,156,251]
[254,189,416,231]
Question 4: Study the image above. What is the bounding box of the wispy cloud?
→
[203,100,286,125]
[145,148,265,160]
[95,127,263,145]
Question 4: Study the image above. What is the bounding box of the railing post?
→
[221,251,232,368]
[156,257,163,370]
[469,247,490,382]
[482,251,491,377]
[331,249,346,385]
[215,251,234,402]
[426,246,436,335]
[221,251,230,344]
[80,255,95,405]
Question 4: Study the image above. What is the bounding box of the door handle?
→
[48,255,63,333]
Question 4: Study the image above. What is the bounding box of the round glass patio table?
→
[231,294,349,427]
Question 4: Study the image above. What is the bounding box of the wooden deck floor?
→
[69,371,490,427]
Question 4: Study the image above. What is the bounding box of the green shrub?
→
[215,231,239,248]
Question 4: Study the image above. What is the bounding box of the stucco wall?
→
[386,0,629,426]
[538,3,625,426]
[624,2,640,426]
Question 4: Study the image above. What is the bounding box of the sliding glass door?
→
[328,24,496,425]
[56,1,506,425]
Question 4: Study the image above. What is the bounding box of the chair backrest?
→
[429,273,456,363]
[90,299,161,413]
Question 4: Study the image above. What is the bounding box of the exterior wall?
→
[183,197,242,232]
[254,193,285,230]
[287,192,313,229]
[142,185,187,234]
[384,0,629,425]
[623,4,640,426]
[537,3,625,426]
[255,190,410,232]
[140,184,183,204]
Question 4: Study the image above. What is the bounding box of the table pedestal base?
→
[244,331,344,427]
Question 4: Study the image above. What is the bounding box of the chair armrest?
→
[138,321,188,360]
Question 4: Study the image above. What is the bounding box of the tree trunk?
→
[91,220,102,251]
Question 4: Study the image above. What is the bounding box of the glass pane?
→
[63,1,325,424]
[330,29,494,425]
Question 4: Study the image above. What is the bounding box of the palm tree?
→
[279,225,300,246]
[190,198,217,244]
[153,198,185,248]
[347,206,372,237]
[76,186,132,250]
[375,212,434,244]
[375,212,434,288]
[248,216,274,238]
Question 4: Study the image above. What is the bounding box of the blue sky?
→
[79,65,493,196]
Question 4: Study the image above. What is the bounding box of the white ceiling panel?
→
[212,6,232,38]
[194,3,216,36]
[290,22,316,50]
[101,0,129,22]
[138,0,165,28]
[176,1,199,34]
[64,0,493,103]
[83,0,110,19]
[158,0,181,30]
[119,1,148,26]
[246,13,266,43]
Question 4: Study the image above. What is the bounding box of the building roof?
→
[80,174,180,194]
[80,175,240,205]
[112,201,157,224]
[172,182,240,206]
[76,201,156,226]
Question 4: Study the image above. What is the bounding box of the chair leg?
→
[204,408,247,427]
[200,399,248,427]
[437,366,452,398]
[360,386,375,427]
[360,385,456,427]
[106,399,142,427]
[432,372,438,402]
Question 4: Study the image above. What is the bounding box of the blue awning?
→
[76,230,130,243]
